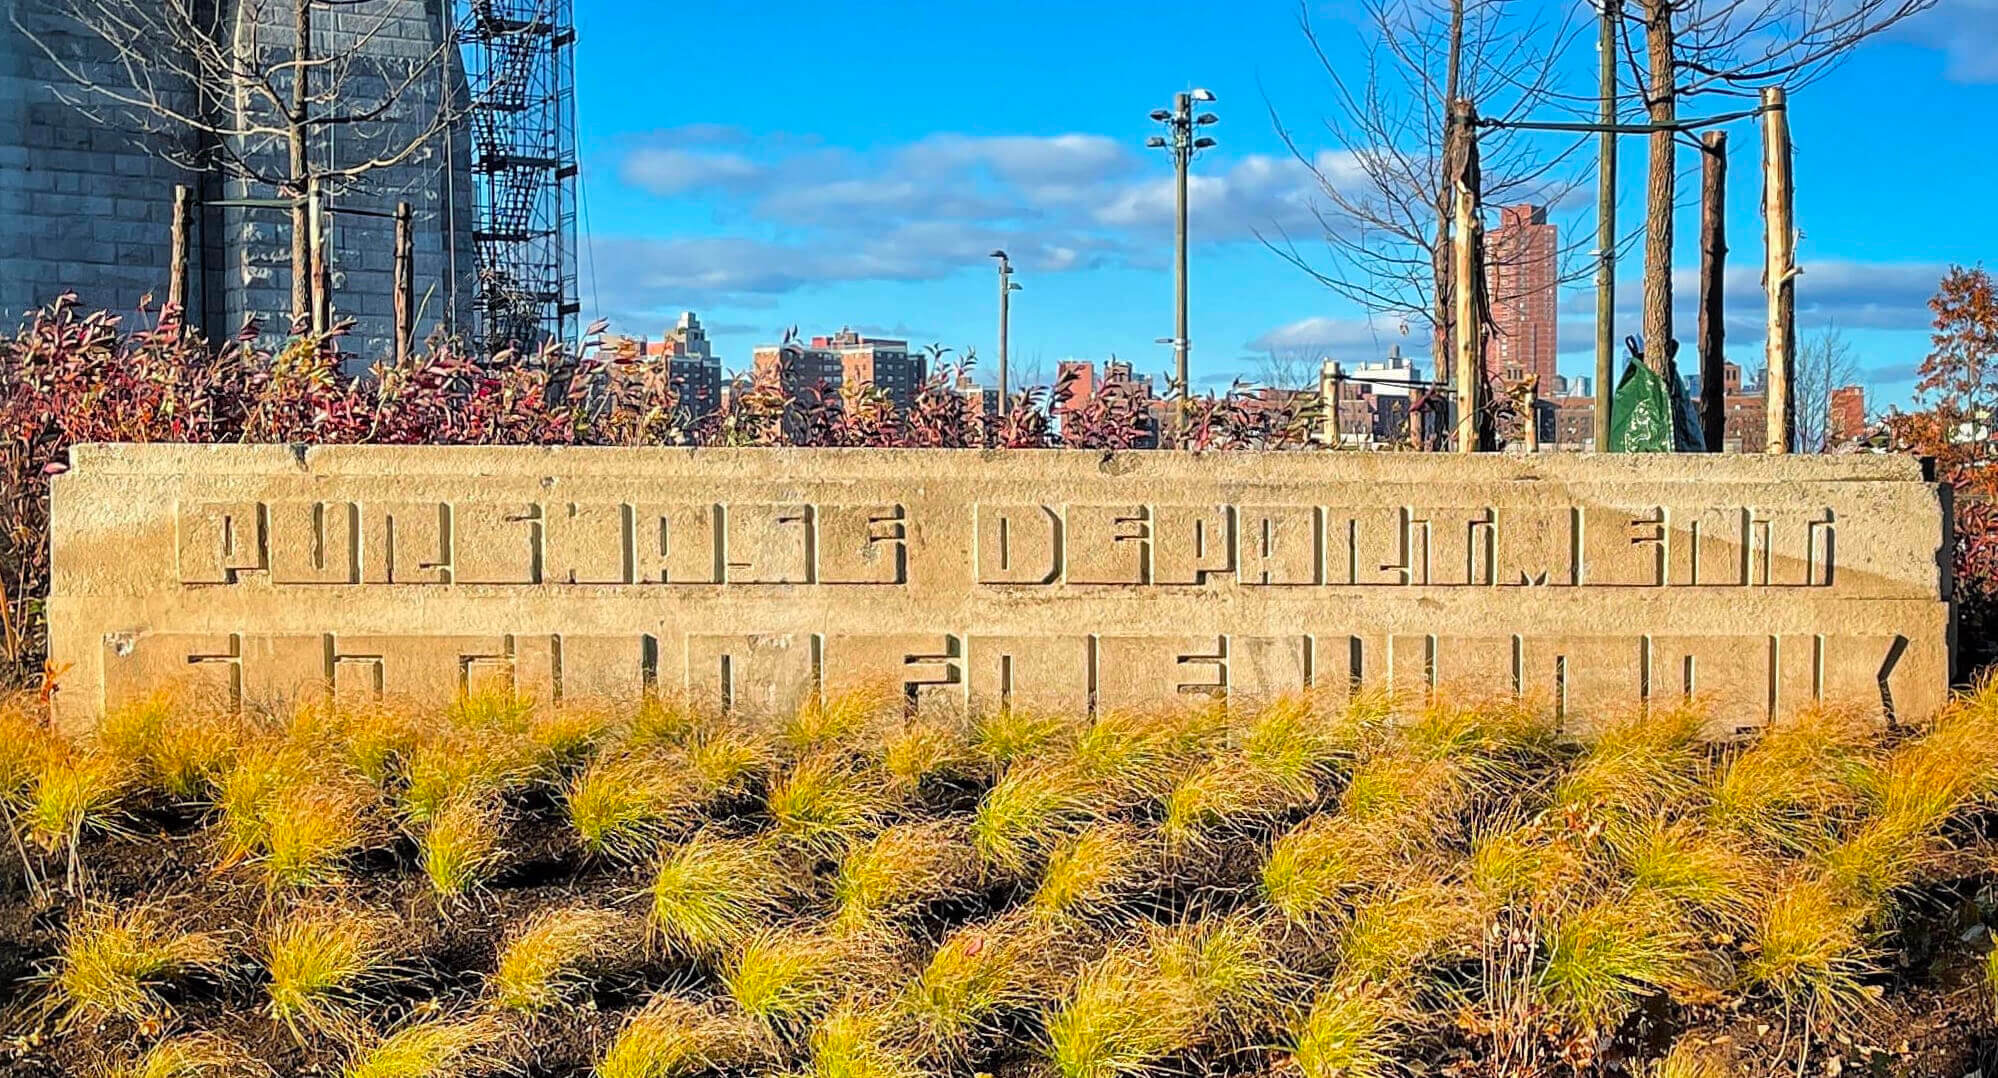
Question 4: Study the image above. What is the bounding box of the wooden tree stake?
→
[1761,86,1796,454]
[1699,130,1727,452]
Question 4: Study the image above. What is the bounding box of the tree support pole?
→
[1761,87,1795,454]
[1699,130,1727,451]
[394,200,414,364]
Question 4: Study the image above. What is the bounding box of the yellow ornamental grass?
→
[95,691,248,801]
[1029,822,1149,924]
[969,763,1097,875]
[1043,944,1205,1078]
[342,1013,509,1078]
[419,795,508,897]
[972,708,1077,772]
[800,1005,925,1078]
[566,752,696,861]
[21,750,127,854]
[1288,982,1402,1078]
[1337,879,1479,985]
[783,681,899,756]
[55,902,227,1024]
[767,754,894,854]
[0,699,60,800]
[1535,894,1710,1036]
[596,995,762,1078]
[881,715,975,791]
[902,911,1061,1050]
[97,1032,261,1078]
[1740,874,1881,1027]
[722,927,882,1034]
[832,819,978,932]
[648,832,796,955]
[263,905,396,1039]
[1708,706,1878,852]
[491,906,632,1013]
[1551,704,1707,822]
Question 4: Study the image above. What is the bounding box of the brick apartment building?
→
[607,311,723,420]
[1055,358,1163,446]
[751,328,928,409]
[1484,204,1559,388]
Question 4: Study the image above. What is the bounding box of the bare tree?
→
[1265,0,1591,375]
[1257,346,1324,392]
[1794,320,1858,452]
[1622,0,1933,375]
[15,0,460,324]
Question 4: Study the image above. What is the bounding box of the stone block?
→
[47,446,1954,732]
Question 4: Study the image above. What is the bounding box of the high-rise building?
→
[610,311,723,420]
[751,327,927,408]
[1484,204,1558,389]
[1830,385,1867,445]
[2,0,474,359]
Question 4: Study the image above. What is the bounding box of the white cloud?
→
[1245,314,1421,356]
[618,148,762,195]
[1900,0,1998,83]
[594,125,1341,317]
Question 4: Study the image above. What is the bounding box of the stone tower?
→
[1,0,474,360]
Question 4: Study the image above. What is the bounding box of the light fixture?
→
[989,249,1008,260]
[1146,136,1167,148]
[1195,113,1218,125]
[1193,137,1216,149]
[1149,108,1171,121]
[1191,88,1216,102]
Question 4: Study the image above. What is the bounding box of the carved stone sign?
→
[49,444,1954,732]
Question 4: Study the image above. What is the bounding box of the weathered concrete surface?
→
[48,444,1954,731]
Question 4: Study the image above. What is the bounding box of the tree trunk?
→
[1699,131,1727,451]
[288,0,311,322]
[1641,0,1676,375]
[1430,0,1465,404]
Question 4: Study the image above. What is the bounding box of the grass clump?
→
[21,750,127,855]
[95,692,247,801]
[972,708,1076,772]
[1709,706,1877,852]
[648,832,795,956]
[1287,982,1402,1078]
[1536,895,1708,1035]
[1042,944,1203,1078]
[832,820,977,931]
[1261,816,1401,926]
[969,764,1095,875]
[419,795,507,897]
[54,902,226,1024]
[1552,704,1706,822]
[342,1013,509,1078]
[566,752,694,862]
[263,905,395,1039]
[881,715,974,791]
[902,912,1058,1051]
[490,906,632,1014]
[399,726,537,826]
[596,995,758,1078]
[1739,874,1880,1027]
[1030,822,1149,924]
[1619,819,1768,926]
[722,927,879,1034]
[1337,879,1478,985]
[214,742,375,889]
[800,1005,924,1078]
[98,1032,260,1078]
[767,753,893,854]
[784,682,897,755]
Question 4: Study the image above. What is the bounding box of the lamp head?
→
[1191,88,1216,102]
[1145,135,1167,148]
[1149,108,1171,121]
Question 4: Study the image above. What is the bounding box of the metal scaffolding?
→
[457,0,578,354]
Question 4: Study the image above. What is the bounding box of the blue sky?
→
[571,0,1997,405]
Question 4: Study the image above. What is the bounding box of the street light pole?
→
[1149,89,1217,448]
[990,250,1017,415]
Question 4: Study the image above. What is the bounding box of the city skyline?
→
[571,0,1995,409]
